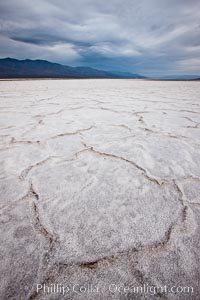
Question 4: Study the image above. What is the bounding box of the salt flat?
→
[0,79,200,299]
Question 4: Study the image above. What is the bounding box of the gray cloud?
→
[0,0,200,75]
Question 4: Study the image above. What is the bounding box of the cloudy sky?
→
[0,0,200,76]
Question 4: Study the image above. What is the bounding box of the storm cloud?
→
[0,0,200,76]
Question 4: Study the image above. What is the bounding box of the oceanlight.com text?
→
[36,283,194,296]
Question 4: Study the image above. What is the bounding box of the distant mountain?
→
[159,75,200,80]
[0,58,145,79]
[110,70,146,79]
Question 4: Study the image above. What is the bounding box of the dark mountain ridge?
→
[0,57,146,79]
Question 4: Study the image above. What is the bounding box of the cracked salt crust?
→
[0,79,200,299]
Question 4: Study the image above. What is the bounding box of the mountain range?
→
[159,75,200,80]
[0,58,146,79]
[0,58,199,80]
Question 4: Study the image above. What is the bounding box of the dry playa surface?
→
[0,79,200,300]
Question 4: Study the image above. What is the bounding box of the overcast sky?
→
[0,0,200,76]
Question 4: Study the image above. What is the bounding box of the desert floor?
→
[0,79,200,299]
